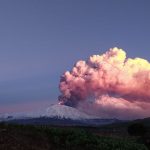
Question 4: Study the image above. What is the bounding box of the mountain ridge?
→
[0,104,121,126]
[0,104,99,121]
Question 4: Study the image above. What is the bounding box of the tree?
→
[128,123,147,136]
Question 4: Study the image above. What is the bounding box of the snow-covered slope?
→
[0,104,98,121]
[45,104,95,120]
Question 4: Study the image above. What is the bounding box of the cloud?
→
[58,47,150,119]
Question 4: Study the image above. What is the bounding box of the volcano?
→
[0,104,120,126]
[0,104,97,120]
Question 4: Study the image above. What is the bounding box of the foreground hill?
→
[0,123,148,150]
[101,117,150,130]
[133,117,150,126]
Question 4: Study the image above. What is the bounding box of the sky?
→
[0,0,150,113]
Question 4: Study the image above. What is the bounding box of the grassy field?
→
[0,122,149,150]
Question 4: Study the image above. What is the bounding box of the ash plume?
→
[58,47,150,119]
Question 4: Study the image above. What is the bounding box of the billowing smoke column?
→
[59,47,150,119]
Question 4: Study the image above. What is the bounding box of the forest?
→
[0,122,149,150]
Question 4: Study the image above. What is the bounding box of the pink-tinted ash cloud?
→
[58,47,150,119]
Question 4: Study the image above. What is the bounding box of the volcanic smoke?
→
[58,47,150,119]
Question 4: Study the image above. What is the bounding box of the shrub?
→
[128,123,147,136]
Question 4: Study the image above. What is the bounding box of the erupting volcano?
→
[58,47,150,119]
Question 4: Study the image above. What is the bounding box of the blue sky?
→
[0,0,150,113]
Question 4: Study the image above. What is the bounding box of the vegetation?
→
[0,122,148,150]
[128,123,147,136]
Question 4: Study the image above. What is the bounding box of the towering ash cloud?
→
[59,48,150,119]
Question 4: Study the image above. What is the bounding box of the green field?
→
[0,123,149,150]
